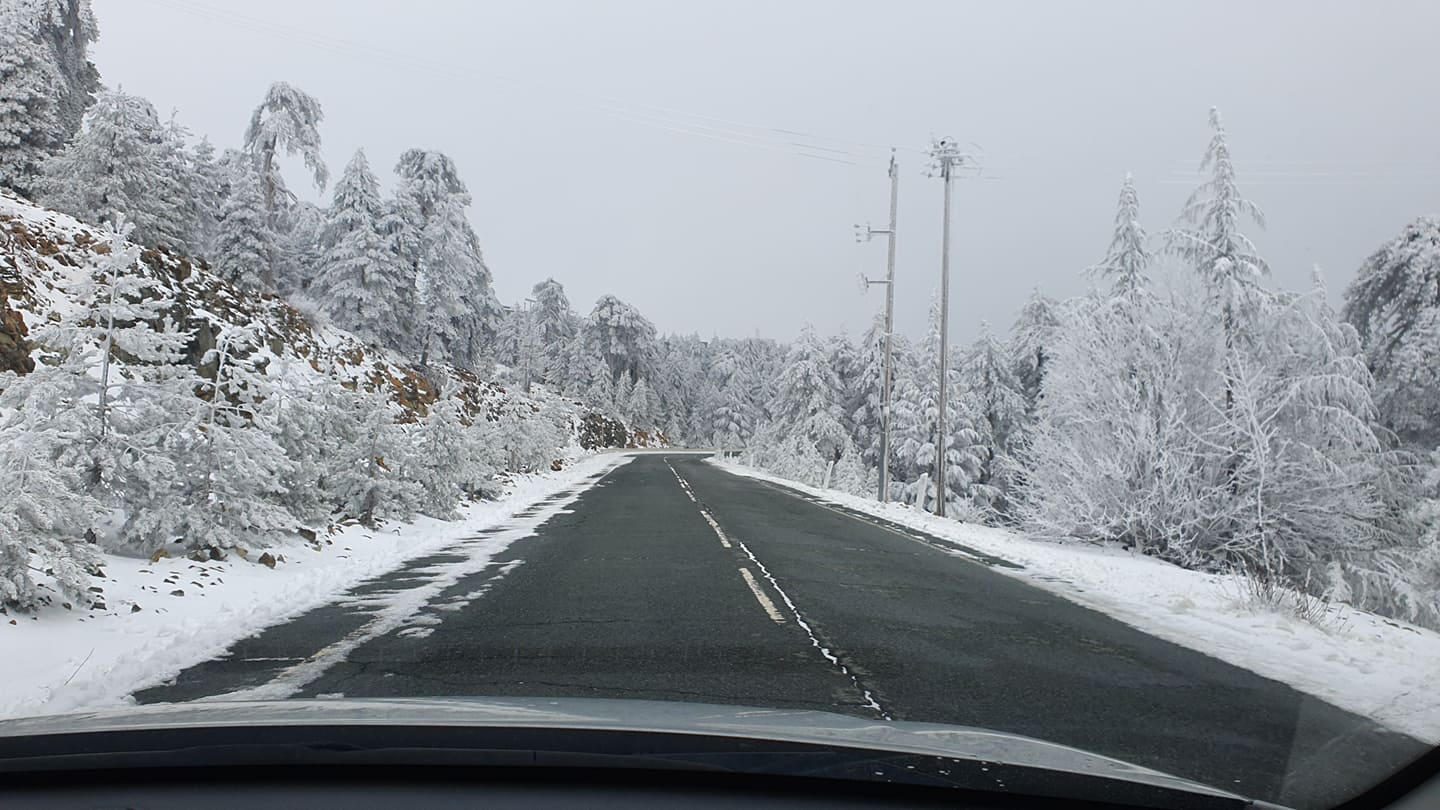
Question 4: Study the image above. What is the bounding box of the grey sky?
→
[93,0,1440,344]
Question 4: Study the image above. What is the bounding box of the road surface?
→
[135,453,1426,807]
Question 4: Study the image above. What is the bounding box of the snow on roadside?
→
[712,460,1440,744]
[0,453,633,721]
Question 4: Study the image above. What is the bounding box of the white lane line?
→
[699,511,733,548]
[738,567,786,624]
[665,461,698,503]
[671,462,888,720]
[734,537,891,720]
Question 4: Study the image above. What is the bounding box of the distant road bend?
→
[136,453,1427,807]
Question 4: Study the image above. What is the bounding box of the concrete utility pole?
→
[928,138,964,518]
[855,150,899,502]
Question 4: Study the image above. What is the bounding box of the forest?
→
[1,1,1437,635]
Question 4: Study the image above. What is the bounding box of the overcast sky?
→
[93,0,1440,344]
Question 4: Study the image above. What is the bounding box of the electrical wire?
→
[136,0,909,169]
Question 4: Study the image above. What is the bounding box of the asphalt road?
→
[135,454,1428,807]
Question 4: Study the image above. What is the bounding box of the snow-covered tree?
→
[182,325,295,553]
[392,148,501,368]
[242,81,327,290]
[1017,293,1211,555]
[188,136,225,255]
[1009,288,1059,420]
[849,310,892,474]
[585,294,656,384]
[211,161,274,291]
[243,81,326,213]
[628,376,658,430]
[1088,173,1151,298]
[0,10,58,194]
[962,321,1027,514]
[887,294,985,514]
[1166,107,1269,351]
[313,149,406,340]
[0,0,97,196]
[768,324,851,478]
[531,277,578,383]
[36,91,201,251]
[0,366,102,610]
[1342,217,1440,446]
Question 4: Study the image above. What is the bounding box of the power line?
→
[137,0,910,167]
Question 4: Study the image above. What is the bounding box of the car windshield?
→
[1,1,1438,808]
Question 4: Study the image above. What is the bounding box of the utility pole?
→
[928,138,964,518]
[855,150,899,502]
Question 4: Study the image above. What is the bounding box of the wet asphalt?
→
[134,454,1429,808]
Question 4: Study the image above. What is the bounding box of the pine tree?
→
[849,310,891,472]
[1166,107,1269,351]
[1009,288,1059,420]
[772,324,849,472]
[36,91,199,251]
[532,278,578,383]
[890,294,984,513]
[1088,173,1151,298]
[0,359,107,610]
[1342,217,1440,446]
[243,81,327,290]
[211,162,274,291]
[0,1,96,196]
[244,81,327,211]
[962,321,1027,514]
[313,149,405,340]
[586,294,657,383]
[392,148,500,368]
[0,9,58,195]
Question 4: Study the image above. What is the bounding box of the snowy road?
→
[134,454,1426,807]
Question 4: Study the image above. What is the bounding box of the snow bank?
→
[0,453,631,721]
[712,460,1440,744]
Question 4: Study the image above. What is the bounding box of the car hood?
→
[0,696,1247,801]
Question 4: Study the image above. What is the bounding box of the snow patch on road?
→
[712,459,1440,744]
[1,453,632,721]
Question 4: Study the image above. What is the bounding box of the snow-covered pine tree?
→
[242,81,327,290]
[188,136,225,256]
[848,310,891,474]
[278,200,324,295]
[244,80,326,210]
[211,161,274,291]
[585,294,657,384]
[29,0,98,147]
[770,323,850,480]
[1165,107,1269,353]
[0,0,96,196]
[1342,217,1440,446]
[182,324,295,553]
[0,367,103,610]
[1015,292,1211,554]
[531,278,578,383]
[889,293,984,513]
[629,376,658,431]
[0,8,59,195]
[1008,288,1059,421]
[1088,173,1151,298]
[23,216,207,555]
[313,149,405,340]
[37,91,189,250]
[1194,282,1390,590]
[961,320,1027,515]
[391,148,500,368]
